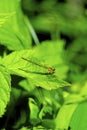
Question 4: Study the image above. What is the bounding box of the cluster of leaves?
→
[0,0,87,130]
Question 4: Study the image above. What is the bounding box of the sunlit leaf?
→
[70,101,87,130]
[2,50,70,90]
[55,103,78,129]
[0,65,11,117]
[0,0,31,50]
[28,98,39,120]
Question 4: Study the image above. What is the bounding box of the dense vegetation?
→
[0,0,87,130]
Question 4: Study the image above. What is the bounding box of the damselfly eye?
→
[47,67,55,74]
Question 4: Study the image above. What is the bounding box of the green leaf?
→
[80,82,87,97]
[29,98,39,120]
[0,64,11,117]
[55,82,87,129]
[55,103,78,130]
[41,119,55,129]
[2,50,70,90]
[19,79,35,92]
[70,101,87,130]
[64,94,84,104]
[0,0,31,50]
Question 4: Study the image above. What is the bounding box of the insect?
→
[21,57,55,74]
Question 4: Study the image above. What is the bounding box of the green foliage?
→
[70,101,87,130]
[2,48,70,90]
[0,0,31,50]
[0,65,11,117]
[0,0,87,129]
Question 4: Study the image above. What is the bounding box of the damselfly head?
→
[47,67,55,74]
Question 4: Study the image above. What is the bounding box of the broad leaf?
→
[70,101,87,130]
[55,82,87,129]
[0,65,11,117]
[2,50,70,90]
[0,0,31,50]
[55,103,78,130]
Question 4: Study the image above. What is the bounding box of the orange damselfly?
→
[21,57,55,74]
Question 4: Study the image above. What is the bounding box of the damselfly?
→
[21,57,55,74]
